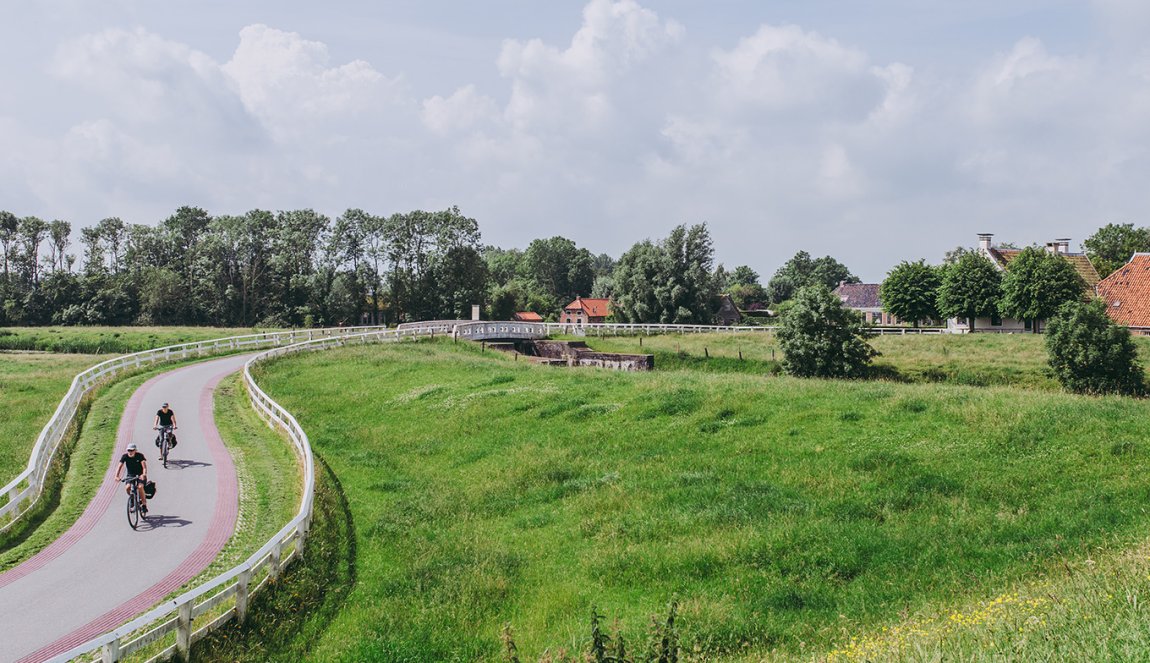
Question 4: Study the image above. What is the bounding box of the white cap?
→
[127,443,138,451]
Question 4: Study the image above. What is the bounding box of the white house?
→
[947,233,1100,333]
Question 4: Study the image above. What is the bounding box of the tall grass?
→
[243,339,1150,661]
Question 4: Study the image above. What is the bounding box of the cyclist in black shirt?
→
[154,402,178,447]
[114,443,149,514]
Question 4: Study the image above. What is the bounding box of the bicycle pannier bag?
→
[144,480,157,499]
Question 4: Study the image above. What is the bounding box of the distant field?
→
[0,353,98,480]
[244,339,1150,661]
[0,326,269,354]
[578,331,1150,391]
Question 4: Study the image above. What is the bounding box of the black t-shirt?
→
[120,452,146,477]
[156,408,175,427]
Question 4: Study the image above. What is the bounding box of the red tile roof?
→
[564,297,611,318]
[1096,253,1150,327]
[513,312,544,322]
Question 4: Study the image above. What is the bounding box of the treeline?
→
[4,207,858,327]
[0,206,486,327]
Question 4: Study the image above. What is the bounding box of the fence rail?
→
[397,320,949,338]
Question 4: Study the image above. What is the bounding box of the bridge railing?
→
[0,326,389,532]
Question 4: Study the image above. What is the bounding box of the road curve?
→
[0,354,251,663]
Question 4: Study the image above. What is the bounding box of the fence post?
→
[236,569,252,623]
[101,638,121,663]
[176,601,193,660]
[269,540,283,579]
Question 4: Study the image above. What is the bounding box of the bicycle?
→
[123,476,147,529]
[155,425,176,468]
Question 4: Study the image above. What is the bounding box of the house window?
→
[1024,319,1033,331]
[991,315,1002,326]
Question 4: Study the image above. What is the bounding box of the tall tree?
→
[1083,222,1150,279]
[936,252,1001,332]
[47,220,73,273]
[271,209,330,325]
[436,246,489,319]
[611,240,670,323]
[767,251,859,304]
[999,247,1086,333]
[880,260,942,327]
[388,207,481,321]
[520,236,595,314]
[611,224,716,324]
[162,206,212,321]
[17,216,49,285]
[93,217,128,274]
[0,211,20,281]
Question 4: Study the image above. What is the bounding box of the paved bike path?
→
[0,354,251,662]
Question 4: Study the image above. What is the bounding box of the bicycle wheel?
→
[161,435,169,468]
[127,488,139,529]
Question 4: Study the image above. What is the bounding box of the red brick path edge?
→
[10,361,241,663]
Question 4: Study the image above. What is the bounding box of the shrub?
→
[776,285,877,378]
[1045,299,1145,395]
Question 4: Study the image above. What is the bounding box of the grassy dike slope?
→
[251,339,1150,661]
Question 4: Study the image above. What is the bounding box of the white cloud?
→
[421,85,500,136]
[496,0,683,132]
[52,27,255,142]
[222,24,407,141]
[710,24,888,122]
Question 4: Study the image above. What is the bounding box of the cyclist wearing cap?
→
[114,443,148,514]
[154,402,177,430]
[154,402,178,447]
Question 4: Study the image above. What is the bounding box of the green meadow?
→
[0,326,269,354]
[237,339,1150,661]
[580,331,1150,391]
[0,352,98,479]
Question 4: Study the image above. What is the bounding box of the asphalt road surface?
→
[0,354,252,662]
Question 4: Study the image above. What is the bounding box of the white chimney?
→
[1056,238,1071,254]
[977,233,994,251]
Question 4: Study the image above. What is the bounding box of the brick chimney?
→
[977,233,994,251]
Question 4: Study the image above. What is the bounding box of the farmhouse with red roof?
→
[560,296,611,324]
[1095,253,1150,331]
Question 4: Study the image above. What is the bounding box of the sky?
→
[3,0,1150,281]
